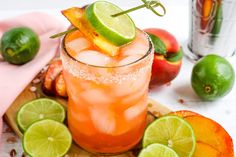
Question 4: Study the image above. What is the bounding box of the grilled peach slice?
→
[169,110,199,118]
[42,60,62,96]
[54,72,68,98]
[62,7,119,56]
[185,115,234,157]
[194,142,222,157]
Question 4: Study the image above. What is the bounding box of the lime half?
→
[17,98,65,132]
[23,119,72,157]
[143,116,196,157]
[139,143,179,157]
[85,1,136,46]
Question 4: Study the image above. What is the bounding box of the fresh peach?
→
[151,55,182,85]
[144,28,182,85]
[144,28,179,53]
[185,115,234,157]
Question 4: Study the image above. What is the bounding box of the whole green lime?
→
[191,54,235,101]
[0,27,40,65]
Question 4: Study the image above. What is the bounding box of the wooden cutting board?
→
[4,66,171,157]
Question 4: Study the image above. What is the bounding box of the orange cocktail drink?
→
[61,29,153,153]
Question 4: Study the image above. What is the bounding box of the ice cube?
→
[68,103,96,136]
[66,37,91,54]
[124,100,147,120]
[120,87,147,108]
[113,73,149,97]
[69,108,88,123]
[118,55,143,66]
[79,88,114,107]
[75,50,113,66]
[90,108,116,134]
[120,30,149,57]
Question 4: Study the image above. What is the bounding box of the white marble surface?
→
[0,122,24,157]
[0,0,236,156]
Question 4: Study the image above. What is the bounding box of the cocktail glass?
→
[61,29,154,154]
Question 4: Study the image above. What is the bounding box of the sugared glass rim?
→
[62,29,153,69]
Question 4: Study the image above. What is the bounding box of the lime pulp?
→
[23,119,72,157]
[85,1,136,46]
[143,116,196,157]
[139,143,179,157]
[17,98,65,132]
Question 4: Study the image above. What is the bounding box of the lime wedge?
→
[17,98,65,132]
[139,143,179,157]
[143,116,196,157]
[23,119,72,157]
[85,1,136,46]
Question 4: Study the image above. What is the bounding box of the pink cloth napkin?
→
[0,12,66,134]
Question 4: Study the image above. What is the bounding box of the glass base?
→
[183,41,236,62]
[182,42,202,62]
[72,139,141,156]
[72,134,143,155]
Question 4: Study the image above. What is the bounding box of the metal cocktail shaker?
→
[187,0,236,60]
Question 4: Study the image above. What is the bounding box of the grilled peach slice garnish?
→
[54,72,68,98]
[62,7,119,56]
[42,59,67,98]
[185,115,234,157]
[42,60,63,96]
[169,110,199,118]
[168,110,234,157]
[194,142,222,157]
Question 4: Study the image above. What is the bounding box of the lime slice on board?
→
[139,143,179,157]
[17,98,65,132]
[23,119,72,157]
[85,1,136,46]
[143,116,196,157]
